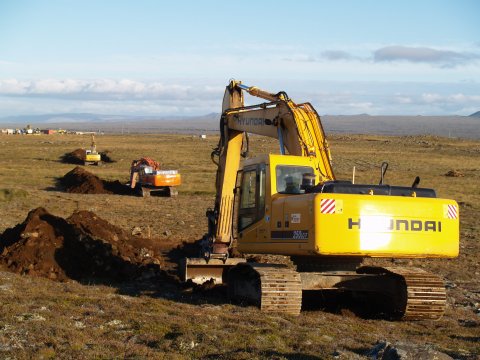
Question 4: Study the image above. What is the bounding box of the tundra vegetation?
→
[0,133,478,359]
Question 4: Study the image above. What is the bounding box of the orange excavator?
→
[129,157,181,197]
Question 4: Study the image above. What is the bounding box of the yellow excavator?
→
[182,80,459,320]
[84,134,102,166]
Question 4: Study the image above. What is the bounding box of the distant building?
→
[200,134,207,139]
[42,129,56,135]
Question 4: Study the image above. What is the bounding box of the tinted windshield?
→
[276,165,314,194]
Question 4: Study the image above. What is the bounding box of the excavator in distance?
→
[181,80,459,320]
[83,134,102,166]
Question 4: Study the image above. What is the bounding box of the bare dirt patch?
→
[445,169,465,177]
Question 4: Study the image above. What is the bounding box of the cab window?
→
[240,170,256,209]
[238,165,266,231]
[276,165,314,194]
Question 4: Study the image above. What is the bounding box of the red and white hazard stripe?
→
[447,204,458,219]
[320,199,336,214]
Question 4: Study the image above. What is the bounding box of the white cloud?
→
[30,78,84,94]
[421,93,480,105]
[0,78,223,101]
[0,79,30,94]
[0,78,227,116]
[0,78,479,117]
[385,92,480,115]
[421,93,443,103]
[394,95,413,104]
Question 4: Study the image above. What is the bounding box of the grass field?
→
[0,133,479,359]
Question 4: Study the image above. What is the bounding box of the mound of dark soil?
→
[60,148,85,165]
[67,210,164,256]
[58,167,134,195]
[60,166,108,194]
[100,151,115,163]
[0,208,164,282]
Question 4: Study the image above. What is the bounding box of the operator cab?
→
[237,154,318,234]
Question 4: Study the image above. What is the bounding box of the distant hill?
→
[1,113,480,139]
[0,112,220,124]
[0,112,220,134]
[469,111,480,117]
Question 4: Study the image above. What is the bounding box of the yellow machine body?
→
[84,134,101,163]
[237,154,459,258]
[182,80,459,319]
[84,151,101,162]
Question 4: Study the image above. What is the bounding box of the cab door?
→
[238,164,266,240]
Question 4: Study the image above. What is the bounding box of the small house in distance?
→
[0,129,15,134]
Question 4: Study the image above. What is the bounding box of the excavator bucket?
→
[180,257,246,285]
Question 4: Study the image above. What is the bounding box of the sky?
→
[0,0,479,117]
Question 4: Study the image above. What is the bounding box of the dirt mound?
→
[60,166,108,194]
[100,151,115,163]
[60,149,116,164]
[0,208,164,282]
[60,148,85,165]
[58,167,134,195]
[67,210,164,256]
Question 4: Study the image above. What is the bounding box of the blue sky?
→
[0,0,479,117]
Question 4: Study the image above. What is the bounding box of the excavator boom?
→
[209,80,335,253]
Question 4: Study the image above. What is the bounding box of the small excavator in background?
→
[129,157,181,197]
[83,134,102,166]
[181,80,459,320]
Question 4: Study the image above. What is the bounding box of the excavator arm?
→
[205,80,335,257]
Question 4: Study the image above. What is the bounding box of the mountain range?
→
[0,112,219,125]
[0,113,479,139]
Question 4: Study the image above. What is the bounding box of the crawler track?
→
[228,263,446,319]
[228,263,302,315]
[383,267,447,320]
[357,266,447,320]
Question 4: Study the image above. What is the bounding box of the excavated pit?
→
[0,208,165,283]
[58,167,134,195]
